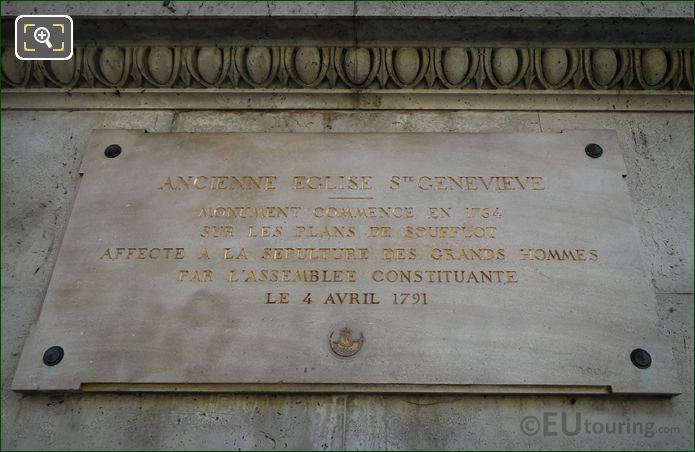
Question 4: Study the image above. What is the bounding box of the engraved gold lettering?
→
[240,269,357,283]
[293,176,372,190]
[323,293,379,304]
[265,292,289,304]
[415,176,544,191]
[372,269,518,284]
[294,225,356,238]
[223,248,248,260]
[519,248,599,261]
[160,176,276,190]
[178,269,213,282]
[383,248,417,260]
[404,225,496,239]
[261,247,368,261]
[100,247,184,260]
[430,248,505,261]
[369,226,391,237]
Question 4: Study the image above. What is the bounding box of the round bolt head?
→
[104,144,122,158]
[43,346,64,366]
[585,143,603,158]
[630,348,652,369]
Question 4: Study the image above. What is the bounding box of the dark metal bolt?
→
[104,144,122,158]
[585,143,603,158]
[630,348,652,369]
[43,346,64,366]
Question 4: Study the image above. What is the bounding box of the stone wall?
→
[1,2,693,450]
[2,109,692,450]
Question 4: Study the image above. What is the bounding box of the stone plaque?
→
[12,130,680,394]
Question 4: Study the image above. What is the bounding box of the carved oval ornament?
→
[1,45,691,92]
[2,50,31,87]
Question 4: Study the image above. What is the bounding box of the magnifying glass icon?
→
[33,27,53,49]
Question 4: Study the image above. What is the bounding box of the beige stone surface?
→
[1,111,174,289]
[171,110,695,295]
[12,130,677,394]
[2,289,691,450]
[2,110,692,449]
[538,113,694,294]
[170,110,543,133]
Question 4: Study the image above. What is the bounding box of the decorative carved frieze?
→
[2,46,693,91]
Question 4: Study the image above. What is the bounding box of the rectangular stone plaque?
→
[13,130,680,395]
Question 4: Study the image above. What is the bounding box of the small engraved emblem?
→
[329,327,364,357]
